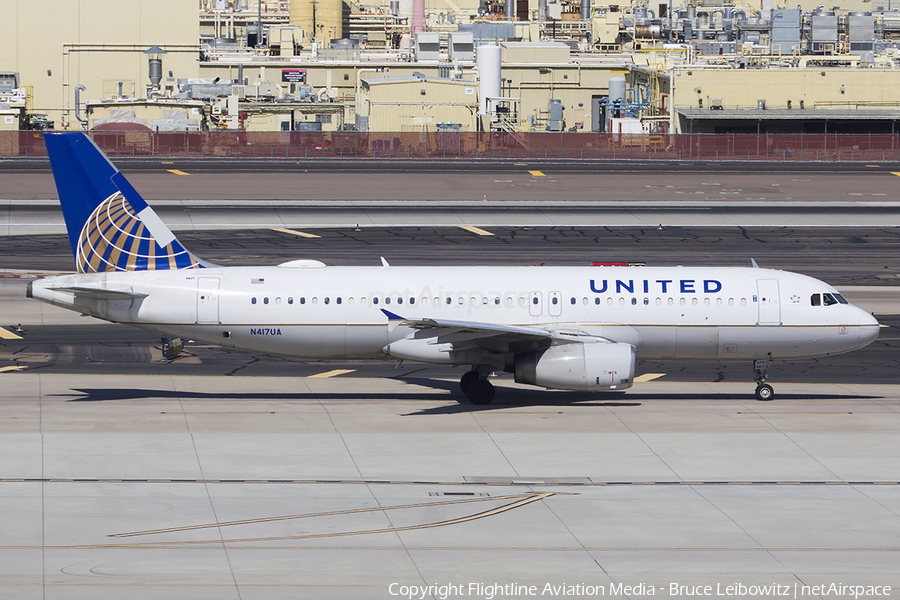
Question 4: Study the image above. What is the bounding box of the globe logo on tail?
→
[76,192,202,273]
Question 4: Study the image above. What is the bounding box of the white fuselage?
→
[30,265,880,365]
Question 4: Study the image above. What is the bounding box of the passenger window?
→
[532,297,539,305]
[471,297,477,305]
[264,297,269,305]
[275,297,282,305]
[728,298,734,306]
[692,298,698,306]
[300,297,306,305]
[643,298,649,305]
[608,298,613,305]
[741,298,747,306]
[494,297,500,305]
[680,298,686,306]
[410,298,415,305]
[668,298,674,305]
[519,296,526,307]
[507,297,514,306]
[361,297,367,305]
[811,294,821,306]
[716,298,722,306]
[373,297,379,305]
[570,297,576,305]
[324,297,330,305]
[458,297,464,305]
[595,297,601,305]
[312,297,318,305]
[337,297,342,305]
[619,297,626,305]
[582,297,588,305]
[656,298,662,306]
[384,297,390,305]
[631,298,637,305]
[288,297,293,305]
[349,297,354,305]
[823,293,838,306]
[396,297,402,305]
[447,297,452,305]
[552,297,558,305]
[251,297,257,305]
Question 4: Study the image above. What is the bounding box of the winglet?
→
[751,258,760,268]
[380,309,406,321]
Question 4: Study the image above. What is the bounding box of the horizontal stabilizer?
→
[49,286,149,301]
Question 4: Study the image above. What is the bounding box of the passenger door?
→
[756,279,781,326]
[197,277,220,324]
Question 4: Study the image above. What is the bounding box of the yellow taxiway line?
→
[307,369,355,379]
[166,169,190,176]
[272,227,321,238]
[634,373,666,383]
[459,225,494,236]
[0,327,23,340]
[529,170,545,177]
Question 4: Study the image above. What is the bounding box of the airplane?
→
[28,132,880,404]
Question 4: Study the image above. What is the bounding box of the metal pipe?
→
[74,84,87,123]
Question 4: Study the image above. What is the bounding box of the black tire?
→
[755,383,774,401]
[460,370,478,394]
[467,379,495,405]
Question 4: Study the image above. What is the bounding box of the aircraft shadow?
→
[56,378,880,414]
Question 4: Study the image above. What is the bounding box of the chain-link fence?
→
[3,130,899,161]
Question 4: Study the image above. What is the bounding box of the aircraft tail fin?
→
[44,132,207,273]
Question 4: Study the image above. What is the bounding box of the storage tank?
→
[477,44,501,116]
[608,76,626,104]
[290,0,342,44]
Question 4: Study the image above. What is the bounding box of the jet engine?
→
[515,342,635,391]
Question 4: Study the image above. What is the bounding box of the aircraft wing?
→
[380,309,607,346]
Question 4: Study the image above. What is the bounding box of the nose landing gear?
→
[460,367,495,405]
[754,355,774,401]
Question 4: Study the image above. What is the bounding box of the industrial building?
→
[2,0,900,138]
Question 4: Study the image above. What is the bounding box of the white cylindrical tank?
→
[477,44,501,116]
[608,76,626,103]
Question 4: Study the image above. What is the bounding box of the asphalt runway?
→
[0,317,897,391]
[3,160,900,203]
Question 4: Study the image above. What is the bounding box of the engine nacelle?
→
[515,342,635,391]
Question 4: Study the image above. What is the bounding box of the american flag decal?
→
[251,278,265,284]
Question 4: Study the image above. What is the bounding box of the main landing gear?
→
[753,355,774,401]
[460,368,495,405]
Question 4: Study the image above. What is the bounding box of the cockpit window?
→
[822,293,839,306]
[834,293,849,305]
[810,294,821,306]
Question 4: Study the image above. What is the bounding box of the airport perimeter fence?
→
[4,130,900,162]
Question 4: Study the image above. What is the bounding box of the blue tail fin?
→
[44,132,206,273]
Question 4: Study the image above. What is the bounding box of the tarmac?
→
[0,163,898,598]
[0,372,898,599]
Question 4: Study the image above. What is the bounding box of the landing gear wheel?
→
[466,379,495,405]
[755,383,774,401]
[460,370,478,394]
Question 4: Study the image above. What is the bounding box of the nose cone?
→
[857,309,880,349]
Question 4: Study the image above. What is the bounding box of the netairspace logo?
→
[388,582,894,600]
